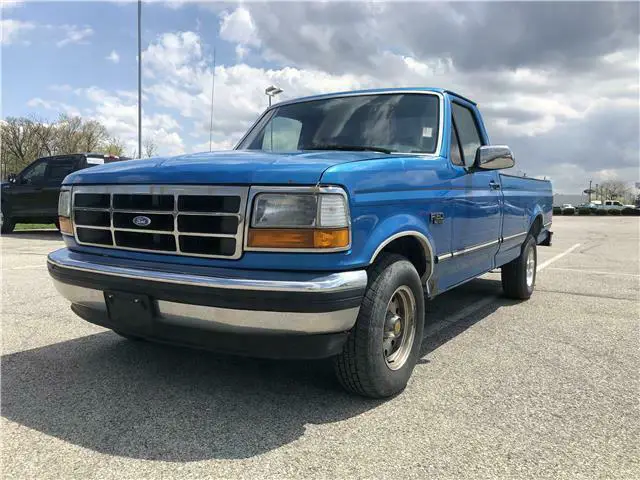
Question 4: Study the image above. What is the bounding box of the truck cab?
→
[47,88,553,398]
[1,153,126,233]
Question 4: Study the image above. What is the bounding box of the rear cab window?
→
[46,157,77,184]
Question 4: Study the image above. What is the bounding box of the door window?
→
[452,103,483,167]
[20,161,47,185]
[47,159,76,183]
[450,124,464,166]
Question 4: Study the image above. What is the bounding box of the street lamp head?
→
[265,85,284,97]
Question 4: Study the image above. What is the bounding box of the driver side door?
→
[10,159,49,217]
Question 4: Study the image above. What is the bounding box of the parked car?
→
[601,200,624,210]
[48,88,553,398]
[561,203,576,215]
[1,153,127,233]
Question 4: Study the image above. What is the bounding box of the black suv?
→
[1,153,127,233]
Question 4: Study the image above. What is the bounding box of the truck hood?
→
[63,150,390,186]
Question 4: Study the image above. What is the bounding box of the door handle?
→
[489,181,501,190]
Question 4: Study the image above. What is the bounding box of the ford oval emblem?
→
[132,215,152,227]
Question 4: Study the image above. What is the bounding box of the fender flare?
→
[363,214,436,284]
[528,205,544,234]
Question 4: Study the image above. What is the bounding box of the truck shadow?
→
[5,230,61,241]
[1,276,516,462]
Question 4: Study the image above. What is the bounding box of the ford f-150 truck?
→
[47,88,553,398]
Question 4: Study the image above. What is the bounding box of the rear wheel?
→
[501,235,537,299]
[334,253,425,398]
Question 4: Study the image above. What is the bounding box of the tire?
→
[112,330,145,341]
[501,235,537,300]
[334,253,425,398]
[1,211,15,234]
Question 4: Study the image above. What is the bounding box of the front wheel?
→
[1,212,15,234]
[501,235,537,299]
[334,253,425,398]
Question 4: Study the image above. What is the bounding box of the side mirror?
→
[7,173,16,183]
[474,145,515,170]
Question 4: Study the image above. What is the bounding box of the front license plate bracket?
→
[104,291,154,331]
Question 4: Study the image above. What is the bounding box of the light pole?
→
[137,0,142,159]
[265,85,283,107]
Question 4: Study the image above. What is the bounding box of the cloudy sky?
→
[2,1,639,193]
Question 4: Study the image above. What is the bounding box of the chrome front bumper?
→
[47,248,367,336]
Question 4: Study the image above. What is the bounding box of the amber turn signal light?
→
[58,216,73,235]
[247,228,349,249]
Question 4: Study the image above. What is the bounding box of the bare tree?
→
[102,137,126,156]
[143,137,158,158]
[1,114,125,178]
[0,117,50,174]
[54,115,83,154]
[600,180,629,200]
[78,119,109,152]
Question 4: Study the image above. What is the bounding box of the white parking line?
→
[546,267,640,278]
[537,243,581,272]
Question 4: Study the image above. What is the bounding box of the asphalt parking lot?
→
[2,216,638,479]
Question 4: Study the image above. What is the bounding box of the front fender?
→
[359,213,435,278]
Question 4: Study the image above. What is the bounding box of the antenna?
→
[209,47,216,152]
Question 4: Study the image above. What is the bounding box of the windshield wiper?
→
[305,143,392,154]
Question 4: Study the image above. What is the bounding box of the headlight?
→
[58,189,71,217]
[247,187,350,251]
[57,188,73,235]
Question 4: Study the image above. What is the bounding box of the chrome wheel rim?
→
[383,286,417,371]
[526,247,536,288]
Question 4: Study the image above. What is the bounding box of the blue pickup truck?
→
[48,88,552,398]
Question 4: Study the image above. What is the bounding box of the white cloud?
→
[20,2,638,194]
[70,87,185,156]
[0,18,34,45]
[56,25,94,47]
[106,50,120,64]
[0,0,24,10]
[219,7,260,47]
[26,97,81,117]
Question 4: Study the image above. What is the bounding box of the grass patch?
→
[14,223,57,231]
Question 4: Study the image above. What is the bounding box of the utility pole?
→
[137,0,142,159]
[588,180,592,202]
[209,47,217,152]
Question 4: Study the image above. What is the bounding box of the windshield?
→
[237,93,440,154]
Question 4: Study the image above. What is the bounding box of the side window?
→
[20,161,48,185]
[452,103,483,167]
[262,117,302,152]
[47,160,76,183]
[449,124,463,166]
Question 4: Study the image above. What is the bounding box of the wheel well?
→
[372,235,431,281]
[530,215,543,238]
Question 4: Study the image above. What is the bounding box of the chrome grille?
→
[72,185,249,259]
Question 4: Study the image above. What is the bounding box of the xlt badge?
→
[430,212,445,224]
